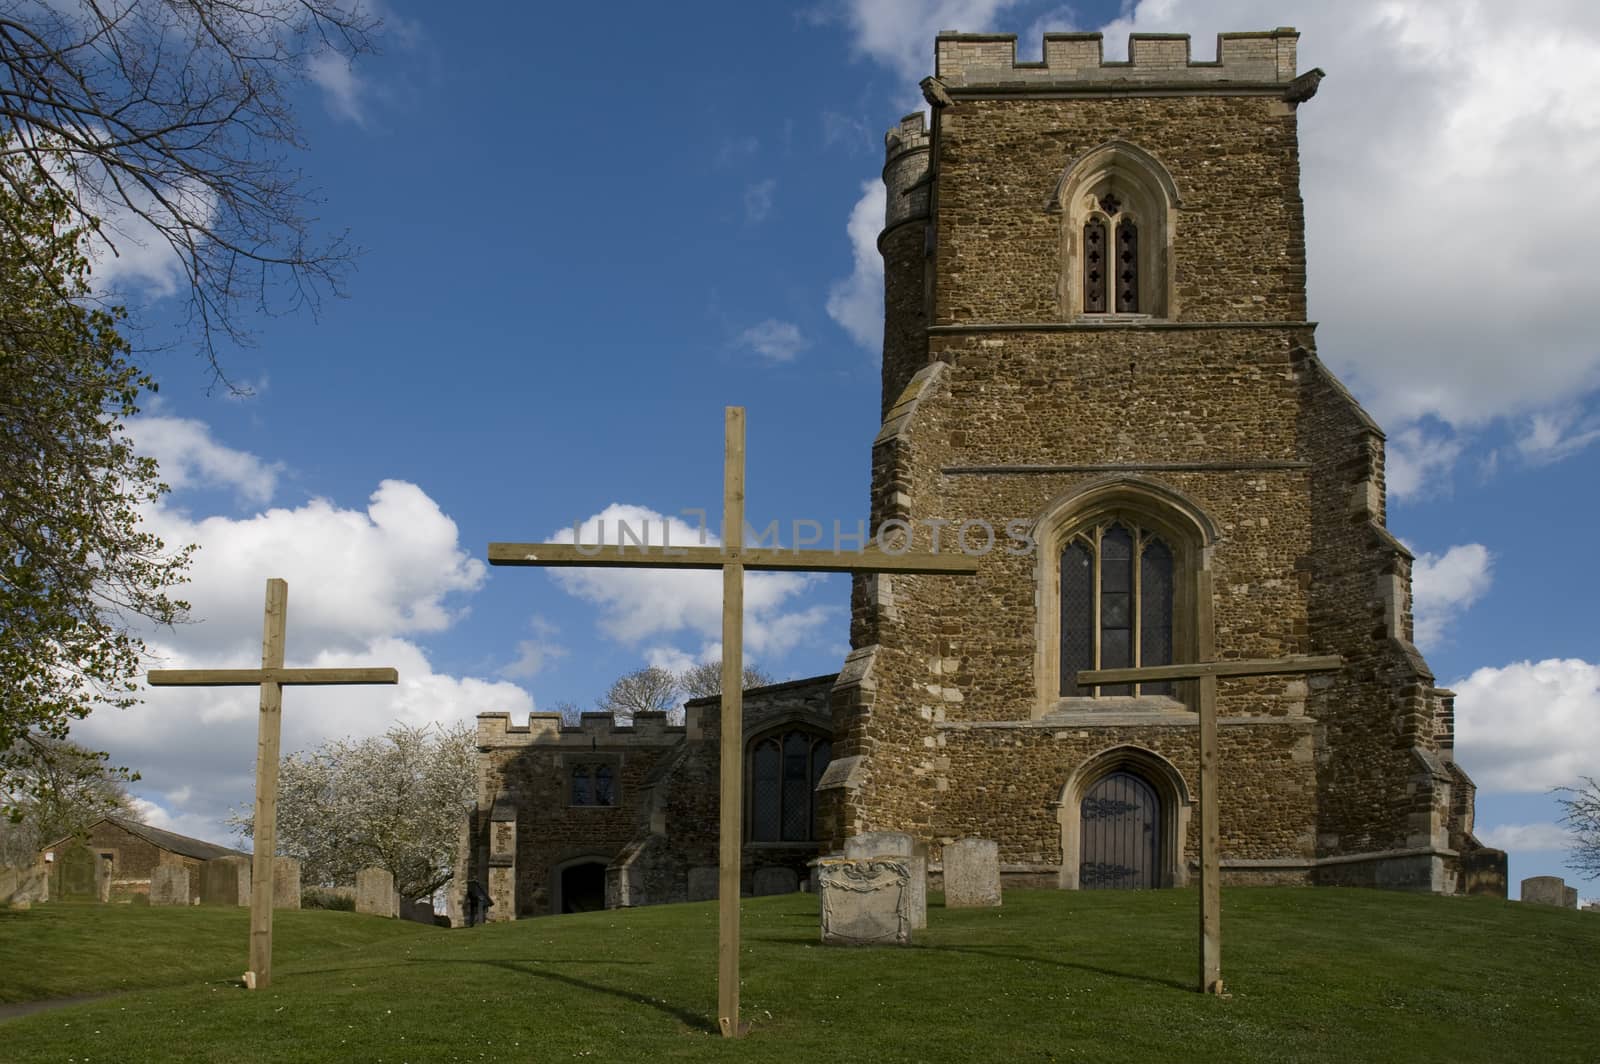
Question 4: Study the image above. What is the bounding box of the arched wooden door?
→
[1079,771,1161,889]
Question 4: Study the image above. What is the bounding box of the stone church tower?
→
[815,28,1501,894]
[465,29,1505,921]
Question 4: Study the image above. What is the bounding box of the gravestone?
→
[400,898,436,925]
[273,857,302,909]
[149,863,191,906]
[1564,886,1579,910]
[944,838,1002,908]
[844,831,927,930]
[1521,875,1567,907]
[1461,847,1508,898]
[356,867,398,917]
[199,856,251,906]
[753,866,799,896]
[687,866,719,902]
[817,857,912,945]
[53,845,98,899]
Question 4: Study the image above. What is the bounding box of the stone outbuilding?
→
[42,816,247,902]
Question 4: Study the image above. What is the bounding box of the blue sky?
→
[76,1,1600,902]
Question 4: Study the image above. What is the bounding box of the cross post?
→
[1079,652,1343,995]
[148,578,398,989]
[488,406,977,1037]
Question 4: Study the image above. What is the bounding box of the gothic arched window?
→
[1082,196,1141,313]
[749,728,831,842]
[1053,141,1180,319]
[1060,519,1175,697]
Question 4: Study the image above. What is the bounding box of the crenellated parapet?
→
[935,28,1299,88]
[883,112,932,232]
[476,709,684,749]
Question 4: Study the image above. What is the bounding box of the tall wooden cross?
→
[488,406,977,1038]
[148,578,398,989]
[1080,650,1342,995]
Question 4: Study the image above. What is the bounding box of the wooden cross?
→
[488,406,977,1038]
[147,578,398,989]
[1080,651,1342,995]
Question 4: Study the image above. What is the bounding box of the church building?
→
[464,28,1506,920]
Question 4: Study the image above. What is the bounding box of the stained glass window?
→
[750,729,831,842]
[752,739,781,841]
[1060,541,1094,695]
[1058,521,1177,698]
[1140,539,1174,697]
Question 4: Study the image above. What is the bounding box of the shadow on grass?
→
[414,958,716,1032]
[917,942,1192,992]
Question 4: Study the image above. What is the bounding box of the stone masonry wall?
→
[837,31,1478,891]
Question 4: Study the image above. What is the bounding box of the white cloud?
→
[1516,407,1600,465]
[59,417,531,847]
[306,46,369,124]
[744,178,777,224]
[1062,0,1600,432]
[736,319,809,364]
[716,135,760,167]
[140,479,486,656]
[1386,426,1463,502]
[127,416,283,505]
[1454,658,1600,792]
[1410,543,1492,649]
[1477,821,1575,853]
[826,180,887,351]
[839,0,1025,87]
[501,616,567,680]
[547,504,836,658]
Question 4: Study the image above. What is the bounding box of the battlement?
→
[935,28,1298,88]
[476,709,684,748]
[885,112,929,159]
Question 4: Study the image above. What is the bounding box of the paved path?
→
[0,992,116,1023]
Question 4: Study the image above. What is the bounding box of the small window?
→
[570,764,617,807]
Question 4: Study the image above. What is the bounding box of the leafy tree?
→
[0,0,379,377]
[597,666,680,726]
[0,146,189,810]
[678,660,775,700]
[0,736,140,868]
[1556,777,1600,879]
[228,723,475,900]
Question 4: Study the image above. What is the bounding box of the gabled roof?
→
[42,815,248,862]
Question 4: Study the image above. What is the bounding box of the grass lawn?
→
[1,888,1596,1062]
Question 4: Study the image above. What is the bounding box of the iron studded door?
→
[1080,771,1161,889]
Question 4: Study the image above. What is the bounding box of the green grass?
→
[2,888,1597,1063]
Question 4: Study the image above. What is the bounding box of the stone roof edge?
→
[682,672,841,709]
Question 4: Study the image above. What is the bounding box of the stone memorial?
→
[817,857,912,945]
[199,856,250,906]
[753,866,799,896]
[1521,875,1567,907]
[944,838,1001,908]
[687,866,719,902]
[149,863,191,906]
[845,831,927,930]
[356,867,398,917]
[1564,886,1579,910]
[273,856,302,909]
[400,898,436,925]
